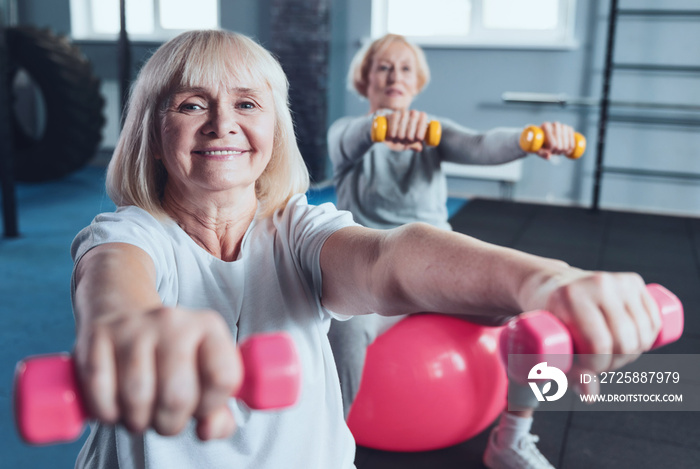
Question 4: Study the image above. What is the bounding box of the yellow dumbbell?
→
[371,115,442,147]
[519,125,586,160]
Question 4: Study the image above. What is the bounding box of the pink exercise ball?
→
[347,314,507,452]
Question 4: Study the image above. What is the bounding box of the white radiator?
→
[442,160,523,182]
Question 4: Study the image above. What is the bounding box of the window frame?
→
[371,0,578,50]
[69,0,220,42]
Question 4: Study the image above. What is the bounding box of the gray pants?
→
[328,313,540,418]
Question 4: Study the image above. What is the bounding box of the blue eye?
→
[238,101,255,109]
[181,103,203,111]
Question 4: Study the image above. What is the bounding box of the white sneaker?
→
[483,427,555,469]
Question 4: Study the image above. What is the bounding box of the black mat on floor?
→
[356,198,700,469]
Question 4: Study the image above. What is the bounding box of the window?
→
[70,0,219,41]
[371,0,576,49]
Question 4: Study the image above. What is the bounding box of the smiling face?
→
[366,41,420,113]
[157,80,276,204]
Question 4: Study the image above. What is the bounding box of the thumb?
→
[537,149,552,160]
[408,141,424,152]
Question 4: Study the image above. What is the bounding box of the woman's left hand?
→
[520,268,662,375]
[537,121,576,160]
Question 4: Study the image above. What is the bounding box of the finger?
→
[386,112,399,142]
[640,283,662,347]
[194,317,241,423]
[536,148,552,160]
[386,111,406,142]
[581,283,639,374]
[563,125,575,154]
[537,122,555,159]
[601,292,640,356]
[116,336,156,433]
[407,141,424,152]
[406,110,420,142]
[606,276,658,370]
[541,122,557,151]
[549,287,613,372]
[196,405,237,441]
[75,327,119,423]
[553,124,575,155]
[152,334,200,436]
[551,122,564,152]
[396,110,410,142]
[585,275,651,371]
[550,124,575,156]
[412,111,429,144]
[622,282,656,351]
[549,122,568,154]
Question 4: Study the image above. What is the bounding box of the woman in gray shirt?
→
[328,33,579,469]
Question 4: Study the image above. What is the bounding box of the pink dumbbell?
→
[500,283,684,384]
[14,332,301,445]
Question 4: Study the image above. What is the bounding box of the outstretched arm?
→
[73,243,242,440]
[439,120,579,163]
[438,119,525,165]
[327,115,377,173]
[320,223,661,373]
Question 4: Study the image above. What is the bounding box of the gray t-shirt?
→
[70,194,358,469]
[328,114,525,230]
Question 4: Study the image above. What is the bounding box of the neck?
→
[162,187,257,262]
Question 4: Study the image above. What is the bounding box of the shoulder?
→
[93,205,169,228]
[85,206,174,243]
[271,194,358,239]
[71,206,175,264]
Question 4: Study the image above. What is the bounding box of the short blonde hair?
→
[348,34,430,98]
[106,29,309,219]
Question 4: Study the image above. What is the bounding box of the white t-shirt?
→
[70,194,358,469]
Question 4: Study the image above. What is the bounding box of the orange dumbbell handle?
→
[519,125,586,159]
[371,115,442,147]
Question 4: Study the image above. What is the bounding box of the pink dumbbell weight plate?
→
[14,332,301,445]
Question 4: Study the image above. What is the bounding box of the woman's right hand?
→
[73,304,243,441]
[379,109,429,151]
[534,121,577,160]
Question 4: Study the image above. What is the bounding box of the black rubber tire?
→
[6,26,105,182]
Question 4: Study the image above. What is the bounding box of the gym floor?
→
[2,168,699,468]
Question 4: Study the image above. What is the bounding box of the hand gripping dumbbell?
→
[500,283,683,384]
[371,115,442,147]
[14,332,301,445]
[519,125,586,159]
